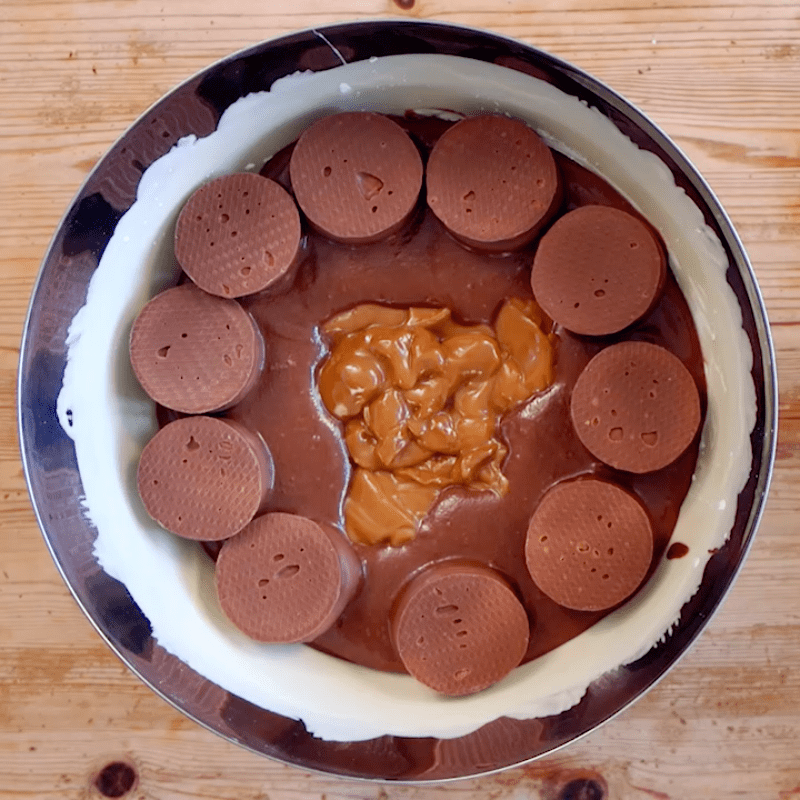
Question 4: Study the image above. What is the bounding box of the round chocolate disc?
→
[175,173,301,298]
[570,341,701,473]
[137,416,273,541]
[216,513,362,643]
[289,112,423,243]
[391,562,530,697]
[531,204,665,335]
[526,478,653,611]
[129,282,263,414]
[426,114,560,252]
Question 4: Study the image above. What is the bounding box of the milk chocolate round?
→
[129,282,262,414]
[137,416,273,541]
[175,173,301,298]
[391,562,530,696]
[289,112,423,243]
[570,341,701,473]
[426,114,560,252]
[531,204,666,335]
[216,513,362,643]
[525,478,653,611]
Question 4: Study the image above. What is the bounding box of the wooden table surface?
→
[2,0,799,797]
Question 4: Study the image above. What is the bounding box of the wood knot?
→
[559,778,605,800]
[93,761,137,798]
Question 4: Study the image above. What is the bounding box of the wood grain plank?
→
[2,0,800,798]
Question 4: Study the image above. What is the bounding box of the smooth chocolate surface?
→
[175,173,301,298]
[181,117,706,675]
[525,478,654,611]
[317,300,554,546]
[531,204,666,335]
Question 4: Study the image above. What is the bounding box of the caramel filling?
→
[318,299,555,546]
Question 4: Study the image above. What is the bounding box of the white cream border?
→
[56,54,754,741]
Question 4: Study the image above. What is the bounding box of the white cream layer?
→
[57,54,755,741]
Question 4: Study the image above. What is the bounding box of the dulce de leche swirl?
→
[317,300,555,546]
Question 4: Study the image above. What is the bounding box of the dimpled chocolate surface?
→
[531,204,666,335]
[525,478,653,611]
[426,115,560,252]
[175,173,301,298]
[317,299,554,547]
[570,341,701,473]
[137,416,273,541]
[216,513,361,643]
[289,112,423,243]
[129,282,262,414]
[392,562,530,696]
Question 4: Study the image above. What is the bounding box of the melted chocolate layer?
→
[204,118,706,674]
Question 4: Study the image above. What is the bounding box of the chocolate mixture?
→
[318,299,554,548]
[179,115,706,674]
